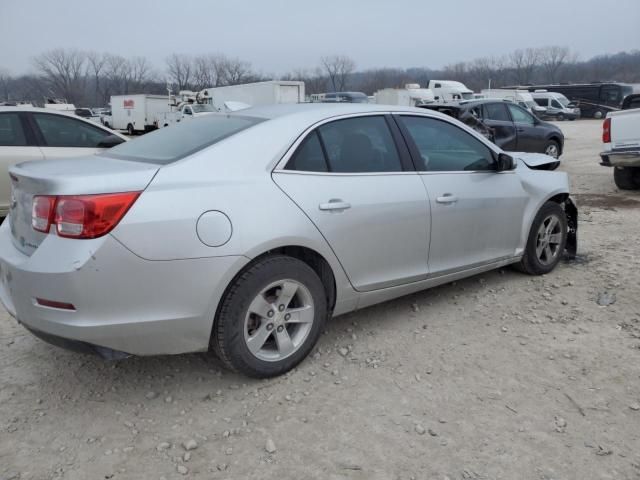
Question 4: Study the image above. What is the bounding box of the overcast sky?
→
[1,0,639,76]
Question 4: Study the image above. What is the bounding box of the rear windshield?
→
[102,114,263,164]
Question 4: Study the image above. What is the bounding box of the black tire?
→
[212,255,327,378]
[127,123,135,136]
[543,139,560,159]
[556,113,565,121]
[516,201,568,275]
[613,166,640,190]
[593,110,605,119]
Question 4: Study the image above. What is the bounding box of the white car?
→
[0,107,127,216]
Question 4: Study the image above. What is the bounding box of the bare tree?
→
[321,55,355,92]
[32,48,88,104]
[221,57,253,85]
[0,68,11,102]
[539,46,572,83]
[129,56,153,91]
[166,54,193,90]
[508,48,540,85]
[87,51,108,105]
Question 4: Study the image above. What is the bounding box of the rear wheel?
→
[556,113,565,121]
[127,123,135,136]
[213,255,327,378]
[516,202,568,275]
[613,166,640,190]
[593,110,605,119]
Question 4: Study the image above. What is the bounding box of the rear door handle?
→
[319,199,351,211]
[436,194,458,204]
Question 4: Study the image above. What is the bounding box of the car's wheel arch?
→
[209,244,341,349]
[546,135,563,155]
[521,191,575,259]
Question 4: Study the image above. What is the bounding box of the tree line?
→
[1,47,639,107]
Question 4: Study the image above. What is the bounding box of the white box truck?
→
[198,81,305,111]
[110,94,180,135]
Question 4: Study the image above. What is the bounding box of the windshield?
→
[461,92,473,100]
[102,114,263,164]
[192,104,215,113]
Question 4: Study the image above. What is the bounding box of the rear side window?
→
[286,131,328,172]
[400,116,495,172]
[285,115,403,173]
[103,114,263,164]
[483,103,511,122]
[33,113,110,147]
[0,113,27,146]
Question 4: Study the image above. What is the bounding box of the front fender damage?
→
[564,197,578,259]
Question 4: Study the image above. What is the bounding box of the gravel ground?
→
[1,119,639,480]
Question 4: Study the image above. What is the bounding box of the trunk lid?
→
[8,155,158,256]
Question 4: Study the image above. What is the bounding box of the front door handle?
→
[319,199,351,211]
[436,194,458,204]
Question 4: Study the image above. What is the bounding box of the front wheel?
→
[516,201,568,275]
[213,255,327,378]
[544,140,560,159]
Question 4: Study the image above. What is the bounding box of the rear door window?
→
[317,116,402,173]
[32,113,110,147]
[0,113,28,146]
[483,103,511,122]
[285,131,328,172]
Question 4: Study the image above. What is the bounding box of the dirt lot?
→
[1,120,639,480]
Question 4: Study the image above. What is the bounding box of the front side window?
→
[0,113,28,146]
[483,103,511,122]
[551,100,563,109]
[33,113,110,148]
[507,104,535,125]
[400,116,495,172]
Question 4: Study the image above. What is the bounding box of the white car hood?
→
[512,152,560,168]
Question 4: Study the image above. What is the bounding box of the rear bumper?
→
[0,219,248,356]
[600,150,640,167]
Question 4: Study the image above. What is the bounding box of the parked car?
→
[531,92,581,121]
[74,108,102,125]
[600,108,640,189]
[420,99,565,159]
[0,104,577,378]
[0,107,127,217]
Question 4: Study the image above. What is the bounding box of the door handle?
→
[436,194,458,204]
[319,199,351,211]
[517,128,525,132]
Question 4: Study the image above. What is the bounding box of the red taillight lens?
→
[31,192,140,239]
[32,195,56,233]
[602,117,611,143]
[54,192,141,239]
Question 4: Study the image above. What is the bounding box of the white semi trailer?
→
[374,84,435,106]
[198,81,305,111]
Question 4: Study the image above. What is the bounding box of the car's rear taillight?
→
[32,195,56,233]
[602,117,611,143]
[32,192,140,239]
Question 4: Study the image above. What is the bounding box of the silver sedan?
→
[0,104,577,377]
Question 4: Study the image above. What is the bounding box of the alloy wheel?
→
[535,214,562,265]
[243,279,315,362]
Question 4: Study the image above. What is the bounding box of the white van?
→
[481,89,546,116]
[532,91,581,121]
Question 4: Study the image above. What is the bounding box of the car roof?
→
[0,106,78,114]
[233,102,445,122]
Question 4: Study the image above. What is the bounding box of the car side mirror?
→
[97,134,125,148]
[496,153,515,171]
